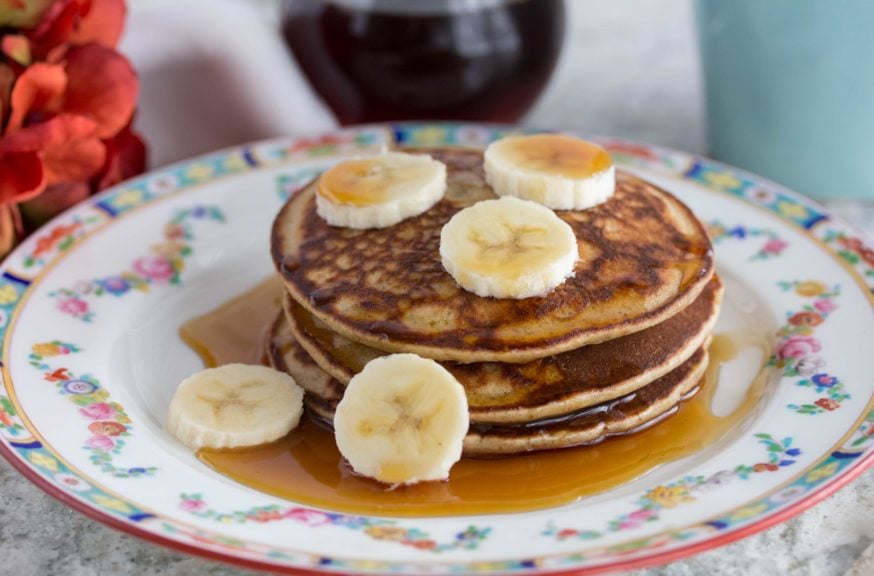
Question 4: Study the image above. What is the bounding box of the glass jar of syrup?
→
[283,0,566,124]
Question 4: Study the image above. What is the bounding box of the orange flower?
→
[1,113,105,184]
[63,43,138,138]
[26,0,126,60]
[0,44,139,221]
[0,0,143,254]
[795,281,827,297]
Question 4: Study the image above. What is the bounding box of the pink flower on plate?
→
[762,238,787,254]
[57,296,88,316]
[284,507,330,526]
[179,498,206,513]
[628,508,657,522]
[86,435,115,451]
[814,299,838,314]
[132,255,175,282]
[776,335,821,359]
[79,402,116,420]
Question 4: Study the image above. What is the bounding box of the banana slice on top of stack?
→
[440,196,579,299]
[484,133,615,210]
[316,151,446,229]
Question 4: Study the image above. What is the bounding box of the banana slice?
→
[316,152,446,229]
[167,363,304,450]
[440,196,579,299]
[334,354,469,485]
[484,134,615,210]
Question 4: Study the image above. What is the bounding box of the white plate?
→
[1,123,872,575]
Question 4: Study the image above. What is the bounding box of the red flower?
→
[0,0,144,244]
[0,407,13,427]
[44,367,71,382]
[26,0,126,60]
[87,420,126,436]
[753,463,779,472]
[815,398,840,411]
[94,120,145,189]
[408,540,437,550]
[788,311,824,327]
[838,236,863,252]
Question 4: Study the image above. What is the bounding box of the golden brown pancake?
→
[265,312,342,421]
[266,315,709,456]
[462,346,709,455]
[284,276,722,423]
[271,147,714,363]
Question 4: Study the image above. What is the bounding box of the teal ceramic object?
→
[697,0,874,199]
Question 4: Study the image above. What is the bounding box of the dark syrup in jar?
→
[283,0,566,124]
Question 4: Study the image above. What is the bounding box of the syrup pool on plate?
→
[180,275,774,516]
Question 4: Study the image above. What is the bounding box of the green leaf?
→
[0,0,54,27]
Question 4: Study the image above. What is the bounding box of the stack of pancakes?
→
[269,148,720,456]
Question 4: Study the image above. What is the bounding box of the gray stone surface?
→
[2,0,872,575]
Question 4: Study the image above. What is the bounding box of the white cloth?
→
[121,0,337,168]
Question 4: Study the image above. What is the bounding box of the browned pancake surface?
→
[268,313,709,456]
[463,346,709,455]
[272,148,714,363]
[285,276,722,422]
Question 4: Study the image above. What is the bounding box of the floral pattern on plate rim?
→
[28,341,157,478]
[767,281,849,414]
[178,494,491,553]
[0,124,870,574]
[49,205,225,322]
[543,434,802,542]
[708,221,788,260]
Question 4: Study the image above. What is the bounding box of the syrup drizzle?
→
[183,277,770,517]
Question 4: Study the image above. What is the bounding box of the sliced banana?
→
[334,353,469,485]
[440,196,579,299]
[484,134,615,210]
[167,363,304,451]
[316,151,446,229]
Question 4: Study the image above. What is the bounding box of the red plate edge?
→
[1,436,872,575]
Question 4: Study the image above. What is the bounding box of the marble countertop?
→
[2,1,872,575]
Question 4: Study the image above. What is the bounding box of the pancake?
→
[271,147,714,364]
[267,315,709,456]
[265,312,342,421]
[463,346,709,455]
[284,276,722,423]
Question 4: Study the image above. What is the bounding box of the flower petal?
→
[96,123,146,190]
[40,126,105,184]
[0,63,15,128]
[25,0,80,59]
[0,111,95,152]
[1,34,32,66]
[62,44,138,138]
[0,113,104,183]
[0,149,46,204]
[6,62,67,133]
[71,0,127,48]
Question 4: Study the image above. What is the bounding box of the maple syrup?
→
[282,0,565,124]
[182,278,771,516]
